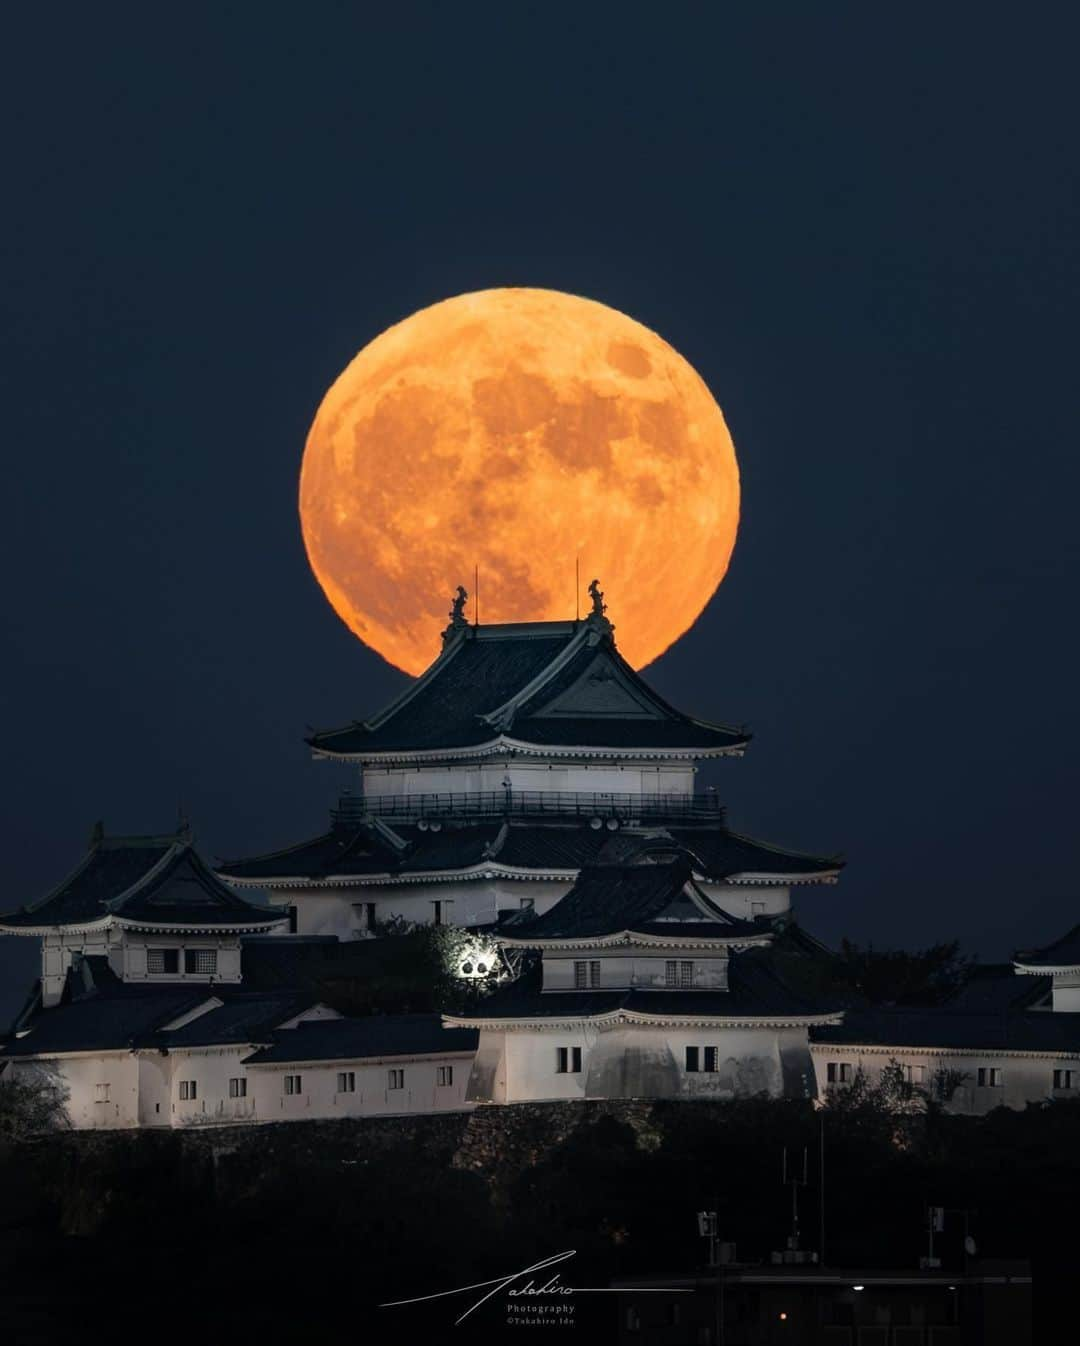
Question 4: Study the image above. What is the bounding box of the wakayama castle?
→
[2,589,1078,1129]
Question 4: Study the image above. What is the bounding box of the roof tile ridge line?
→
[101,841,187,914]
[184,847,271,909]
[347,627,470,737]
[91,839,184,915]
[6,840,102,918]
[481,821,510,861]
[370,816,409,851]
[216,826,345,871]
[723,827,845,867]
[478,625,593,731]
[602,644,748,738]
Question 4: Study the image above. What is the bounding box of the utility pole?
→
[819,1110,827,1267]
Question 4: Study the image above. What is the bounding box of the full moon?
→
[299,288,739,674]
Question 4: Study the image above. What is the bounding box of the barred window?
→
[665,960,677,986]
[284,1074,302,1095]
[826,1062,853,1084]
[337,1071,356,1093]
[147,948,178,974]
[184,948,217,975]
[95,1083,110,1102]
[679,960,694,988]
[388,1069,404,1090]
[228,1078,246,1098]
[685,1046,700,1073]
[179,1080,197,1101]
[977,1067,1003,1088]
[703,1046,718,1073]
[574,960,601,988]
[1053,1069,1075,1090]
[437,1065,453,1086]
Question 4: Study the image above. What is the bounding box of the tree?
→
[830,940,975,1006]
[0,1063,69,1143]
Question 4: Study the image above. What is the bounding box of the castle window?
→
[902,1064,927,1085]
[437,1065,453,1086]
[95,1083,110,1102]
[284,1074,302,1095]
[179,1080,197,1101]
[703,1046,718,1073]
[685,1046,699,1073]
[574,960,601,988]
[287,905,298,934]
[337,1071,356,1093]
[184,948,217,975]
[431,899,454,927]
[388,1069,405,1090]
[228,1078,247,1098]
[666,960,694,987]
[147,948,179,974]
[826,1062,852,1084]
[977,1067,1003,1088]
[1053,1069,1075,1090]
[353,902,377,933]
[556,1047,582,1074]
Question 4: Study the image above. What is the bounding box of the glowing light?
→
[300,288,740,674]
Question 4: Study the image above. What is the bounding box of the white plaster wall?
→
[165,1046,260,1126]
[275,877,573,938]
[246,1054,475,1120]
[493,1023,800,1103]
[117,933,243,985]
[809,1046,1080,1114]
[41,930,113,1006]
[11,1052,140,1129]
[697,882,791,921]
[1051,973,1080,1012]
[360,761,696,801]
[541,951,729,991]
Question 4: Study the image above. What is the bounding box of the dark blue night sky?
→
[2,7,1078,1022]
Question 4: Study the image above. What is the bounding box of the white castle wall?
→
[246,1053,475,1120]
[359,761,697,800]
[809,1044,1080,1113]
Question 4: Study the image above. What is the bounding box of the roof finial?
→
[443,584,469,643]
[586,578,614,636]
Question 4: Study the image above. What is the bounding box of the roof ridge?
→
[479,625,593,731]
[103,842,188,912]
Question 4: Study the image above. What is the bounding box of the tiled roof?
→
[1015,924,1080,969]
[500,860,765,942]
[453,949,831,1022]
[306,621,746,758]
[243,1013,478,1064]
[811,1007,1080,1054]
[946,966,1052,1011]
[217,817,839,885]
[0,831,286,932]
[0,965,321,1056]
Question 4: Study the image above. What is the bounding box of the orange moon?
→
[299,288,739,675]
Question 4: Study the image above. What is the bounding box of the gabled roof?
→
[306,618,748,760]
[1015,924,1080,972]
[810,1007,1080,1055]
[499,860,766,945]
[0,829,287,933]
[448,948,834,1023]
[217,813,840,887]
[243,1013,478,1064]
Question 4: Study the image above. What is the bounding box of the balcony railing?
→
[331,789,724,827]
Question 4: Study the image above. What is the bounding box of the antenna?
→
[575,555,580,621]
[474,564,479,627]
[782,1147,809,1254]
